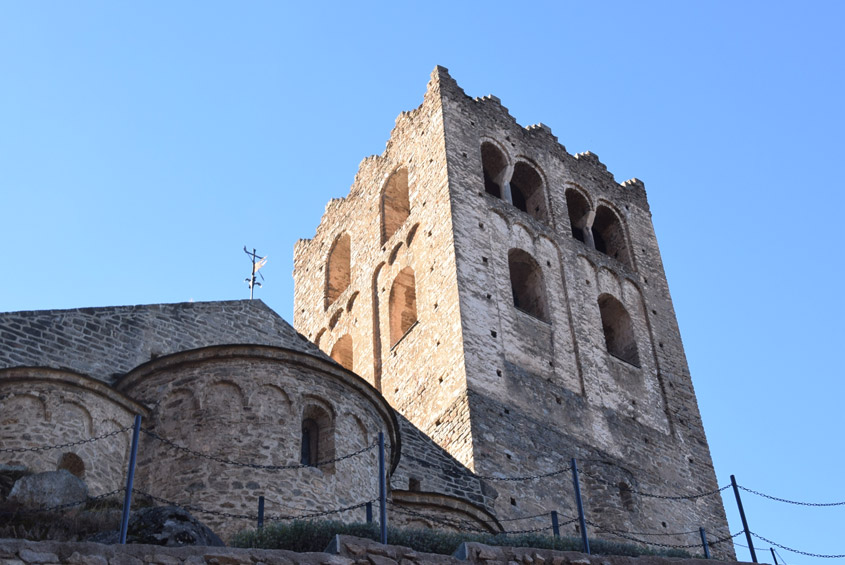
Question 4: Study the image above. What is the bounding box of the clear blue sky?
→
[1,2,843,562]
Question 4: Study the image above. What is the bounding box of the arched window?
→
[300,404,335,468]
[57,452,85,478]
[565,188,590,243]
[592,206,632,268]
[481,142,507,199]
[389,267,418,346]
[326,233,351,306]
[598,294,640,367]
[382,168,410,243]
[330,334,354,372]
[300,419,319,466]
[509,162,548,223]
[508,249,548,321]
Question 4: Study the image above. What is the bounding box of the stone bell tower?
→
[294,66,734,558]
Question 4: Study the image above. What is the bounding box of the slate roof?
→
[0,300,327,385]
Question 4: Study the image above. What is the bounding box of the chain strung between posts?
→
[141,428,376,470]
[613,528,706,537]
[749,531,845,559]
[133,489,376,522]
[738,485,845,507]
[585,520,744,549]
[265,499,376,521]
[475,464,572,482]
[0,426,132,453]
[389,503,578,536]
[580,468,731,500]
[133,489,256,520]
[0,488,125,515]
[388,504,493,534]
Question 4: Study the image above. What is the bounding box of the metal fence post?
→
[378,432,387,544]
[551,510,560,538]
[571,458,590,555]
[770,548,779,565]
[731,475,757,563]
[257,496,265,530]
[119,415,142,544]
[366,501,373,524]
[699,527,711,559]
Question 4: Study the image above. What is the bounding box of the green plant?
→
[231,519,694,558]
[0,501,122,542]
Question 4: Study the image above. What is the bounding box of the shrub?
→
[0,501,122,542]
[231,520,694,558]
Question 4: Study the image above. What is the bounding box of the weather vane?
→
[244,246,268,300]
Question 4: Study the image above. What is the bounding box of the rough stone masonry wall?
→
[390,414,488,509]
[0,368,143,496]
[293,68,475,469]
[433,69,734,560]
[116,347,395,541]
[0,536,748,565]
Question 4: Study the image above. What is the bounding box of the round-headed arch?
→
[508,248,549,322]
[381,167,411,244]
[592,202,633,269]
[326,232,352,308]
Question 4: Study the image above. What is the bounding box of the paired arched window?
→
[382,168,410,244]
[508,249,548,321]
[300,404,335,468]
[598,294,640,367]
[565,190,634,270]
[478,143,549,224]
[326,233,351,306]
[592,206,632,268]
[565,188,590,243]
[330,334,354,372]
[389,267,418,346]
[481,142,507,199]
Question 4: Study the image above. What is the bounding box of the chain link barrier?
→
[0,488,125,515]
[388,503,493,533]
[388,502,578,536]
[12,428,845,559]
[738,485,845,507]
[132,489,374,522]
[0,426,132,454]
[749,531,845,559]
[585,519,744,550]
[475,464,572,482]
[265,499,375,522]
[580,468,731,500]
[141,428,375,470]
[132,489,256,520]
[612,528,704,537]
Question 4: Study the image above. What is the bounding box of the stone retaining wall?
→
[0,536,748,565]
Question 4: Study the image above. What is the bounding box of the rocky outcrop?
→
[0,465,29,502]
[8,470,88,509]
[90,506,224,547]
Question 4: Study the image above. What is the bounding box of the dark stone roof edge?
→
[0,298,262,317]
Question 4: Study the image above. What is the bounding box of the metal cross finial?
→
[244,246,268,299]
